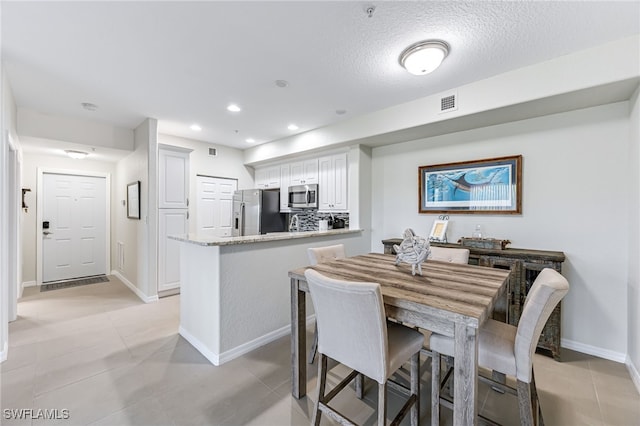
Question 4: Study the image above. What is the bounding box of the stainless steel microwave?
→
[288,184,318,208]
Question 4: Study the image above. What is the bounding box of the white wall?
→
[156,133,254,234]
[1,60,20,361]
[628,86,640,390]
[372,102,630,360]
[20,154,117,284]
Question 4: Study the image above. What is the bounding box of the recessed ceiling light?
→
[65,149,89,159]
[287,124,299,131]
[245,138,256,143]
[227,104,241,112]
[275,80,289,88]
[190,124,202,131]
[399,40,449,75]
[81,102,98,111]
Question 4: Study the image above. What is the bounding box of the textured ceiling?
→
[2,1,639,154]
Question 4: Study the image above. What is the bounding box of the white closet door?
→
[196,176,237,237]
[159,148,190,209]
[158,209,188,292]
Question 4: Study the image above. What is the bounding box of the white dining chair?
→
[421,247,470,358]
[305,269,423,426]
[430,268,569,426]
[428,246,470,264]
[307,244,346,364]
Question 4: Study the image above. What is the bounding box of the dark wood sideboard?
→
[382,238,566,360]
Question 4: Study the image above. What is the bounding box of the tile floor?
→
[1,276,639,425]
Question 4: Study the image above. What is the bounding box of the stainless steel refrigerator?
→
[232,189,286,236]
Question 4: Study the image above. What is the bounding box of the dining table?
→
[289,252,512,426]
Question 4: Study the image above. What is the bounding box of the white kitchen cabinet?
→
[158,145,192,295]
[159,146,191,209]
[255,165,280,189]
[279,164,291,212]
[289,159,318,186]
[158,209,189,293]
[318,153,348,211]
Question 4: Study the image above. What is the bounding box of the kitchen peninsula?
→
[170,228,367,365]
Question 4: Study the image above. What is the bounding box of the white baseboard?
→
[626,358,640,395]
[179,326,220,365]
[219,314,317,365]
[110,270,158,304]
[561,338,626,363]
[22,281,36,288]
[179,315,316,367]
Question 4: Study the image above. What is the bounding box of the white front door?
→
[196,176,237,237]
[42,173,107,282]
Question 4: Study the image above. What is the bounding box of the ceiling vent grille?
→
[439,93,458,113]
[208,148,217,157]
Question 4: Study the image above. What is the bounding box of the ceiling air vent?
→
[439,93,458,113]
[208,148,217,157]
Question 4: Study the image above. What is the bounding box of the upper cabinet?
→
[255,165,281,189]
[289,159,318,186]
[159,146,191,209]
[279,164,291,212]
[255,153,347,212]
[318,153,348,211]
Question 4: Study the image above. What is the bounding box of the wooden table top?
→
[289,253,511,329]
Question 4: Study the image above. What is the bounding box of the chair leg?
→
[431,350,441,426]
[313,353,328,426]
[378,382,387,426]
[410,352,419,426]
[517,379,535,426]
[308,325,318,364]
[531,370,544,426]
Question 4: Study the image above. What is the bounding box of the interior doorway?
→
[37,170,110,285]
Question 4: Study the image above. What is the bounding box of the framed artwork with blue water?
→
[419,155,522,214]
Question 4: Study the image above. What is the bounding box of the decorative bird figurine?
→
[393,228,431,276]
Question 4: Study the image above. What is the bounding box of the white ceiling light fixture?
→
[287,124,299,131]
[227,104,241,112]
[190,124,202,131]
[399,40,449,75]
[65,149,89,159]
[245,138,256,143]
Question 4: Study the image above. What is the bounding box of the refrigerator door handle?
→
[240,203,245,236]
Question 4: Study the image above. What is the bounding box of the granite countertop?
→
[169,228,362,246]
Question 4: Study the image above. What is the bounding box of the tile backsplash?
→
[287,210,349,232]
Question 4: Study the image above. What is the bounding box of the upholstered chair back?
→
[514,268,569,382]
[304,269,390,384]
[307,244,346,266]
[428,246,470,264]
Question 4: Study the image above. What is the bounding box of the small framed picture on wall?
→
[127,181,140,219]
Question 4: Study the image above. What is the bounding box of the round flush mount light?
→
[227,104,241,112]
[190,124,202,131]
[65,149,89,159]
[245,138,256,144]
[399,40,449,75]
[287,124,299,131]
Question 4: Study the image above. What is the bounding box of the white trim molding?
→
[180,315,316,366]
[0,340,7,363]
[111,270,158,304]
[561,338,626,363]
[626,358,640,395]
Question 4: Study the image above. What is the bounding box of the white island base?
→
[174,229,368,365]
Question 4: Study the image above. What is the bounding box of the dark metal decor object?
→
[41,275,109,292]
